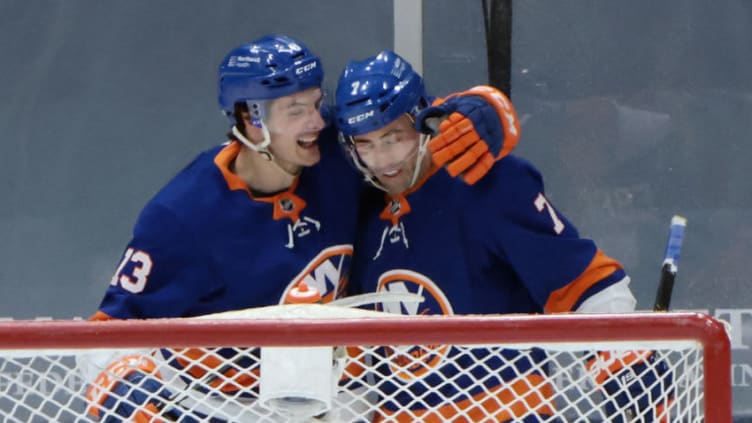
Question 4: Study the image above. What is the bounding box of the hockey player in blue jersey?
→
[86,35,520,422]
[335,50,674,422]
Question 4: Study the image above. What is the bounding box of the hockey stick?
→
[598,216,688,422]
[653,215,687,311]
[482,0,513,97]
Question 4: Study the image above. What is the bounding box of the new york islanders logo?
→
[280,245,353,304]
[376,269,453,383]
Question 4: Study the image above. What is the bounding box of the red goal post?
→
[0,310,731,422]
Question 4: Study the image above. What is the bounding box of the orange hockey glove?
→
[416,86,520,185]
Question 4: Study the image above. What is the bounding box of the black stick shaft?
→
[653,215,687,311]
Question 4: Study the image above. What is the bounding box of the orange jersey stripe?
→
[655,399,674,423]
[373,374,556,423]
[133,402,166,423]
[171,348,259,393]
[544,249,623,313]
[587,350,652,384]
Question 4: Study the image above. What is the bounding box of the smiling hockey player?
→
[336,50,673,422]
[87,34,518,422]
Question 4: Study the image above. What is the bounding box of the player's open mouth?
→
[297,137,318,149]
[381,168,401,177]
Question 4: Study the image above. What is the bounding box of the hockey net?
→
[0,308,730,422]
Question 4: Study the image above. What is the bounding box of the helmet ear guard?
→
[246,100,271,128]
[229,101,267,130]
[227,100,273,161]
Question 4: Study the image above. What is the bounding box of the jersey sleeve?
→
[482,157,627,313]
[94,203,216,319]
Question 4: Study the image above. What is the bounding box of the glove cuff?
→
[443,86,520,160]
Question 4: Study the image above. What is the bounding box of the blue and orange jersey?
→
[350,154,626,418]
[94,128,360,320]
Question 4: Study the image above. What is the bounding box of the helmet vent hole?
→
[346,97,369,107]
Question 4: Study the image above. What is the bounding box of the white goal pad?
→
[0,308,731,422]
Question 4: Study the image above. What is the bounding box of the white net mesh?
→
[0,310,730,422]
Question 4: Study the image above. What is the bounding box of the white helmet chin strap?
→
[232,122,272,158]
[231,122,301,177]
[409,133,431,189]
[342,137,389,192]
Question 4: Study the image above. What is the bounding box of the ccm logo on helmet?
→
[295,61,318,75]
[347,110,375,124]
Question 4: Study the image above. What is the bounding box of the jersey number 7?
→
[534,193,565,235]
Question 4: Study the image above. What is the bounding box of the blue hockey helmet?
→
[335,50,428,138]
[218,34,323,124]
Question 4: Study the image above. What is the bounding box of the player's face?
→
[353,115,429,195]
[265,88,326,172]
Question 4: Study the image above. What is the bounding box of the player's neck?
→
[233,146,298,194]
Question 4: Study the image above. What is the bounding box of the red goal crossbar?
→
[0,311,731,422]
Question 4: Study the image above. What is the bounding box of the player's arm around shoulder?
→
[460,156,632,313]
[445,153,551,259]
[456,153,545,209]
[418,86,520,185]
